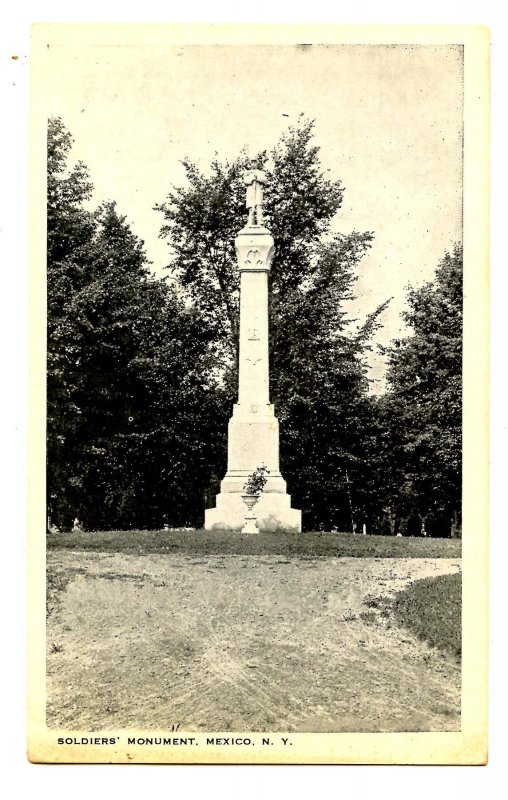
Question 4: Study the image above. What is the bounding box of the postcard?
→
[28,23,489,764]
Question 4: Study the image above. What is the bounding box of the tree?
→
[47,119,224,530]
[47,117,96,272]
[156,121,346,365]
[47,117,99,528]
[380,245,462,536]
[156,120,388,530]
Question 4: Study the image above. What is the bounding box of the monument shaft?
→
[238,268,269,408]
[205,174,301,532]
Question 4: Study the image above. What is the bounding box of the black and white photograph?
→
[27,23,489,765]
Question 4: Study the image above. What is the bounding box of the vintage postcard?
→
[28,24,489,764]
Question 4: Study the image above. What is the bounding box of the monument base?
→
[205,490,301,533]
[205,399,301,532]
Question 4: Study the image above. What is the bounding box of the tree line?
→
[47,117,462,536]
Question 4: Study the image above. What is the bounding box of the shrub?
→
[243,465,270,496]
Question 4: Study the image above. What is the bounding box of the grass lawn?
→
[47,528,461,558]
[391,572,462,658]
[46,531,462,733]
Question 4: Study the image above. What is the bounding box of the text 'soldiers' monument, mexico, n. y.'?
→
[205,168,302,533]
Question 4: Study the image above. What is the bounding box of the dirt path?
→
[46,552,461,732]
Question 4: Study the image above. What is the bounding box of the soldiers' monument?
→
[205,168,302,533]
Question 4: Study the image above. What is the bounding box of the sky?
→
[46,39,463,390]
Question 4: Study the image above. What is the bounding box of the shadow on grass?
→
[391,572,462,658]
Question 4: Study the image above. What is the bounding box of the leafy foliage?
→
[155,121,347,365]
[243,466,270,496]
[376,246,463,536]
[47,117,462,537]
[157,119,388,530]
[47,118,224,531]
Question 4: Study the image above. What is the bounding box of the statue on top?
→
[243,167,267,227]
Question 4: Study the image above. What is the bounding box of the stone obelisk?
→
[205,169,301,532]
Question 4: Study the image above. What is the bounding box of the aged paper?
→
[28,23,489,764]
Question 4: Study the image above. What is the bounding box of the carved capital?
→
[235,229,275,272]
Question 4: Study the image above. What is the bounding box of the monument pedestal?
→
[205,215,301,533]
[205,492,301,533]
[205,402,301,532]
